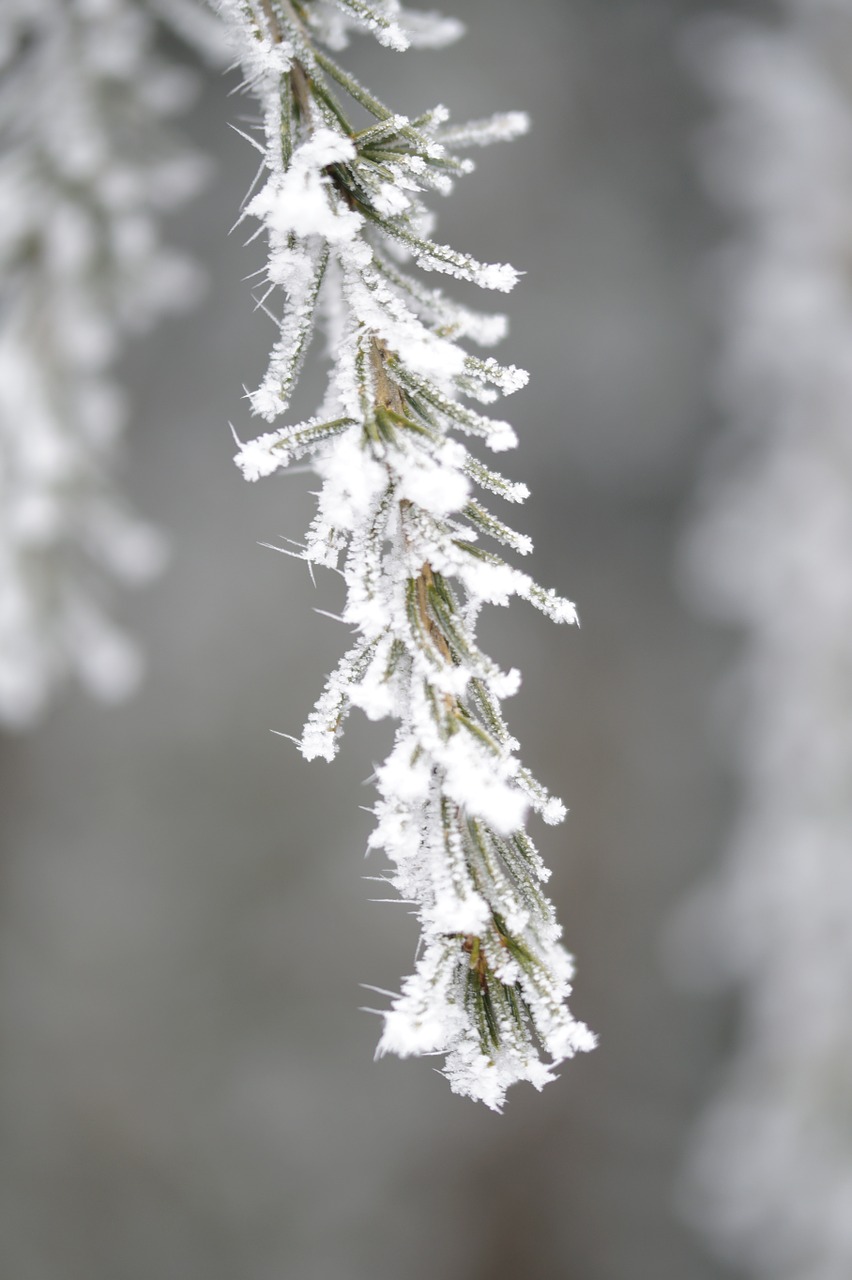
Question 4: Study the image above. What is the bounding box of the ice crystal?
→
[216,0,595,1107]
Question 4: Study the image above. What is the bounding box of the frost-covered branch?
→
[0,0,209,725]
[214,0,595,1107]
[678,3,852,1272]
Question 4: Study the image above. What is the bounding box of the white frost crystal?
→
[680,3,852,1273]
[0,0,207,725]
[216,0,595,1107]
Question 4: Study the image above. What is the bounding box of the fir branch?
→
[212,0,595,1108]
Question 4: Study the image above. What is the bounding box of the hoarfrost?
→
[216,0,594,1107]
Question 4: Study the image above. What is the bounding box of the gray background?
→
[0,2,748,1276]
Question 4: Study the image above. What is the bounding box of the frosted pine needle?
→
[213,0,595,1108]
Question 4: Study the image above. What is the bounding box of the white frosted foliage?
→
[679,4,852,1274]
[216,0,594,1107]
[0,0,206,725]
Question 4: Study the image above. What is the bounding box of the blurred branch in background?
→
[674,4,852,1277]
[0,0,214,726]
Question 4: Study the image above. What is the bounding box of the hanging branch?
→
[213,0,595,1109]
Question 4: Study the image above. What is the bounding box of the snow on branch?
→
[213,0,595,1108]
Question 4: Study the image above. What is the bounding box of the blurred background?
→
[0,1,768,1277]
